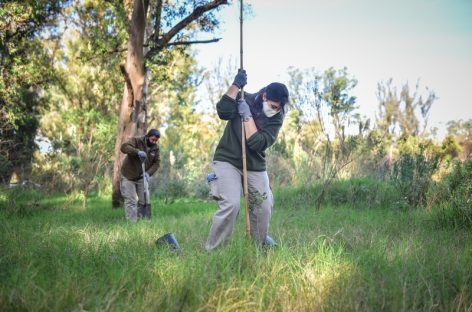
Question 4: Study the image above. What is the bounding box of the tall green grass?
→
[274,177,403,210]
[1,187,471,311]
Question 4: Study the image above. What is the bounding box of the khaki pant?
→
[120,176,150,222]
[204,161,274,251]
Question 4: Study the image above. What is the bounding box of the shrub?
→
[193,181,210,200]
[430,158,472,229]
[390,152,439,208]
[154,178,188,204]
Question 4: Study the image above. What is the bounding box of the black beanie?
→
[265,82,289,106]
[146,129,161,138]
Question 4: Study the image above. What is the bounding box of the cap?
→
[265,82,289,106]
[146,129,161,138]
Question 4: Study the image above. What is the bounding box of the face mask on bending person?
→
[262,101,279,118]
[262,95,282,118]
[259,82,289,118]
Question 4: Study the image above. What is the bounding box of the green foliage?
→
[0,186,49,217]
[31,0,225,194]
[376,79,436,138]
[446,119,472,159]
[155,177,189,204]
[440,135,461,162]
[287,66,358,141]
[324,177,400,209]
[1,192,472,310]
[33,1,127,193]
[155,50,218,181]
[283,66,363,203]
[275,177,401,210]
[321,67,358,140]
[390,140,440,208]
[0,0,69,184]
[350,129,391,180]
[430,158,472,229]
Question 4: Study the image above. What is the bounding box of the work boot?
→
[138,204,151,220]
[262,235,277,248]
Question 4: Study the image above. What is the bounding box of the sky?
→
[193,0,472,138]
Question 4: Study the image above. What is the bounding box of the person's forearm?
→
[226,85,240,99]
[243,118,257,139]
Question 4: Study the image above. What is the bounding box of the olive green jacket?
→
[213,93,284,171]
[121,136,160,180]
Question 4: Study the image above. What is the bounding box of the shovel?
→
[138,160,151,219]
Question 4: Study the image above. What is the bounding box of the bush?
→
[192,180,210,200]
[390,152,439,208]
[154,178,188,204]
[430,158,472,229]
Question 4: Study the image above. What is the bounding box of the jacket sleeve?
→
[147,146,160,176]
[246,118,283,152]
[121,137,139,156]
[216,94,238,120]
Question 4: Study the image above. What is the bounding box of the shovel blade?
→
[138,204,151,219]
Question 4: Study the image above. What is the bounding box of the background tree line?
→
[1,1,471,226]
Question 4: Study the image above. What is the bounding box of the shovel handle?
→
[141,161,148,206]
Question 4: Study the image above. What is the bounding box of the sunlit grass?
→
[1,191,471,311]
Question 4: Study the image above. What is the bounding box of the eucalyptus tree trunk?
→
[112,0,150,207]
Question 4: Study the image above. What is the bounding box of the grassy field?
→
[1,190,472,311]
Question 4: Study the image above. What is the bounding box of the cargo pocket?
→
[207,172,221,200]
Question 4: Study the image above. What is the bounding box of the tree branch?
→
[166,38,222,46]
[149,0,163,43]
[145,0,228,60]
[104,37,222,55]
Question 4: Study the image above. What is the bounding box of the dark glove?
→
[232,69,247,89]
[137,150,147,160]
[238,99,252,120]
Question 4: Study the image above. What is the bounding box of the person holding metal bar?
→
[120,129,161,222]
[204,69,289,250]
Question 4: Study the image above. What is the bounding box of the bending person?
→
[205,69,289,250]
[120,129,161,221]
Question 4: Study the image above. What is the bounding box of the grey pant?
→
[120,176,150,222]
[205,161,274,251]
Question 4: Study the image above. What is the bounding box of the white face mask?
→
[262,101,280,118]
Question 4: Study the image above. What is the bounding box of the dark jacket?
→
[121,136,160,180]
[213,92,284,171]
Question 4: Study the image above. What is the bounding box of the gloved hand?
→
[137,150,147,160]
[232,69,247,89]
[238,99,252,120]
[144,171,151,182]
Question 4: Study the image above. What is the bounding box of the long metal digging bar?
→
[240,0,250,240]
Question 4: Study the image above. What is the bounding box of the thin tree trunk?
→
[112,0,149,207]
